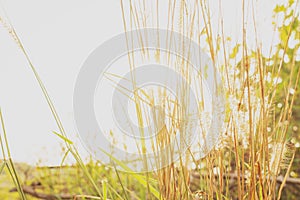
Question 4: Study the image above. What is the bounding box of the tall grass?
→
[118,0,300,199]
[0,0,299,199]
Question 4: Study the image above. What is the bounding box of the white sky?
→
[0,0,285,166]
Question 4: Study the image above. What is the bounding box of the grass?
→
[0,0,300,199]
[0,110,27,199]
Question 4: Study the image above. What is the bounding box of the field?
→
[0,160,300,199]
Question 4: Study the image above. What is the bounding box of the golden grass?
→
[0,0,299,199]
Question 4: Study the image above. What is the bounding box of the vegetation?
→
[0,0,300,199]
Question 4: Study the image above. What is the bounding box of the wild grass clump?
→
[117,0,299,199]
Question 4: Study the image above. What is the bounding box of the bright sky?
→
[0,0,285,166]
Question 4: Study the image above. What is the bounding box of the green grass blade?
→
[113,162,129,200]
[0,161,5,174]
[0,110,27,199]
[53,131,73,145]
[101,149,160,199]
[60,149,70,166]
[102,180,107,200]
